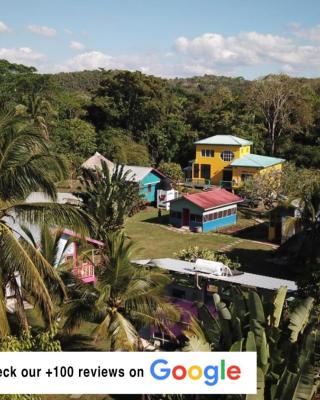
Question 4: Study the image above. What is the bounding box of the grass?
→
[125,208,236,259]
[125,208,285,278]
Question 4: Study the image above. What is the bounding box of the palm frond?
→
[6,202,93,237]
[108,311,138,351]
[0,222,54,326]
[0,276,10,338]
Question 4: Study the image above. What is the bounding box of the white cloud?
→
[0,21,10,33]
[27,24,56,37]
[174,31,320,75]
[0,47,45,66]
[64,28,73,35]
[69,41,85,50]
[291,23,320,42]
[56,50,177,76]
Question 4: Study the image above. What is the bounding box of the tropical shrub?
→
[175,246,241,269]
[184,287,320,399]
[158,162,184,182]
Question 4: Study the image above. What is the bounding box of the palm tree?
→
[78,160,141,239]
[19,224,76,300]
[62,232,179,350]
[0,111,91,336]
[27,92,54,139]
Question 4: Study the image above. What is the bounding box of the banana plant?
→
[183,287,320,400]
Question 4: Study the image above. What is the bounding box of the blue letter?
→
[204,365,218,386]
[150,359,170,380]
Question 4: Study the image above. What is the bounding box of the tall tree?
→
[78,160,141,239]
[250,75,314,155]
[63,232,179,350]
[0,112,91,335]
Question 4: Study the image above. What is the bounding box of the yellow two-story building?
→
[191,135,285,189]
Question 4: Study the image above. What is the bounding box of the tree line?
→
[1,59,319,177]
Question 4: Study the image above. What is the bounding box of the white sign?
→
[0,352,257,394]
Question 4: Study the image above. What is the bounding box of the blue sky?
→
[1,0,320,78]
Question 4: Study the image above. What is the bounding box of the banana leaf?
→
[230,339,243,352]
[274,367,298,400]
[246,331,257,352]
[271,286,287,327]
[248,290,266,325]
[288,297,314,343]
[292,364,317,400]
[246,367,265,400]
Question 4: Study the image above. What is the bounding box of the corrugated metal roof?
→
[25,192,81,204]
[122,165,154,182]
[81,152,114,171]
[133,258,297,292]
[195,135,252,146]
[82,153,161,183]
[171,188,243,211]
[231,154,285,168]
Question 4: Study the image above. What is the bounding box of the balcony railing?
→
[185,178,212,188]
[74,262,95,284]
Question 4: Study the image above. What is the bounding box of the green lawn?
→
[125,208,285,278]
[125,208,236,259]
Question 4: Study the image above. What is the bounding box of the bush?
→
[174,246,241,269]
[158,162,184,182]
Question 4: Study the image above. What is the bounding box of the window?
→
[218,211,223,219]
[220,150,234,162]
[193,164,199,178]
[170,211,182,219]
[201,164,211,180]
[191,214,202,223]
[147,184,152,193]
[201,149,214,157]
[241,173,253,182]
[172,288,186,299]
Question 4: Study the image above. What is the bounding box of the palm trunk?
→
[13,280,29,333]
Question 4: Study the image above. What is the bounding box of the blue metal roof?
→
[195,135,252,146]
[231,153,285,168]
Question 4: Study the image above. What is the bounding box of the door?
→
[182,208,190,226]
[222,169,233,181]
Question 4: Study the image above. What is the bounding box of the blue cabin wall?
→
[169,198,238,232]
[140,171,161,203]
[202,214,237,232]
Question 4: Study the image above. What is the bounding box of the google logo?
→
[150,359,241,386]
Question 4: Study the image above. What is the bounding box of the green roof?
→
[195,135,253,146]
[231,154,285,168]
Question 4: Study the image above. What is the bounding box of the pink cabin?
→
[62,229,104,284]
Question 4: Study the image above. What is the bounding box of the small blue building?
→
[122,165,165,203]
[82,152,166,203]
[169,188,243,232]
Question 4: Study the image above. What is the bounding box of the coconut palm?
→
[19,224,76,300]
[0,111,91,336]
[78,160,142,239]
[62,231,179,350]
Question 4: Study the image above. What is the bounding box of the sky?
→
[1,0,320,79]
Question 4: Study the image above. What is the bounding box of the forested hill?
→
[1,59,319,176]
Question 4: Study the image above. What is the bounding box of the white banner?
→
[0,352,257,394]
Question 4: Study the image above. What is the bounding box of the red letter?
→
[227,365,241,380]
[172,366,187,380]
